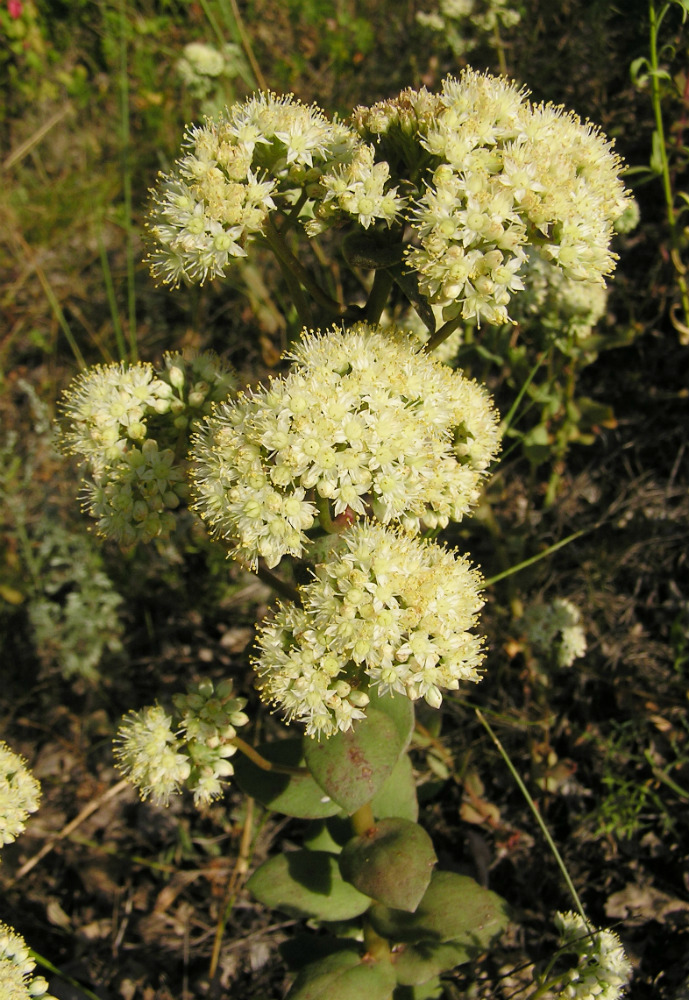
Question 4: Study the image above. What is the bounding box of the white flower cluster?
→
[191,322,500,568]
[522,598,587,668]
[27,528,123,681]
[148,73,630,328]
[510,249,609,354]
[0,922,55,999]
[147,92,364,286]
[255,522,485,738]
[115,680,249,807]
[416,0,521,58]
[308,142,404,234]
[176,41,248,102]
[553,911,632,999]
[357,69,632,325]
[60,352,236,546]
[0,742,41,847]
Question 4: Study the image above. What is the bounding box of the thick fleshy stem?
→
[264,215,344,318]
[424,315,463,352]
[349,802,394,964]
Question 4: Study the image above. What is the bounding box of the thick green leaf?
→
[303,819,344,854]
[393,977,444,1000]
[392,939,475,986]
[339,818,436,911]
[371,753,419,822]
[247,851,371,921]
[280,934,361,972]
[369,871,510,946]
[233,738,341,819]
[304,708,402,814]
[367,688,415,751]
[287,950,397,1000]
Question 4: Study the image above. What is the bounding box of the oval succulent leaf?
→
[369,871,510,946]
[286,949,397,1000]
[304,708,402,814]
[371,753,419,822]
[247,850,371,922]
[233,737,341,819]
[339,818,436,911]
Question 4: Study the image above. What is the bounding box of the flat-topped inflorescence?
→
[0,742,41,848]
[147,70,631,330]
[551,911,632,999]
[190,321,501,568]
[115,680,249,807]
[59,352,236,546]
[254,521,486,738]
[147,91,370,286]
[0,922,56,999]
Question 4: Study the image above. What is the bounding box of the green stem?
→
[254,560,301,604]
[362,917,392,963]
[264,215,344,318]
[483,527,590,588]
[350,801,375,836]
[364,269,395,324]
[649,0,689,329]
[223,0,268,91]
[475,710,589,924]
[274,248,314,330]
[425,316,462,352]
[231,736,308,776]
[98,229,126,362]
[118,0,137,361]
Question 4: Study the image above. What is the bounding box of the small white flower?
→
[0,743,41,847]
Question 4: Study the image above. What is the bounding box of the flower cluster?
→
[191,322,500,567]
[356,69,631,325]
[0,922,55,999]
[255,522,485,738]
[509,249,609,356]
[307,143,404,234]
[60,351,236,546]
[115,679,249,807]
[176,41,246,109]
[0,742,41,847]
[27,527,123,681]
[552,911,632,999]
[147,72,630,329]
[147,92,363,286]
[522,598,587,668]
[416,0,521,59]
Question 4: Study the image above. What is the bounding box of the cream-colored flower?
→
[0,743,41,847]
[552,911,632,999]
[254,522,485,737]
[191,322,500,567]
[0,922,56,999]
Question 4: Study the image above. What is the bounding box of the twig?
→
[13,779,130,881]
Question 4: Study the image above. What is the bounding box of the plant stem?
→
[264,215,344,318]
[475,710,589,924]
[363,917,392,963]
[254,560,301,604]
[425,315,462,352]
[350,801,375,836]
[483,526,590,587]
[118,0,137,361]
[649,0,689,333]
[223,0,268,91]
[364,269,395,324]
[231,736,308,776]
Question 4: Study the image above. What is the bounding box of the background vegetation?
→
[1,1,688,997]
